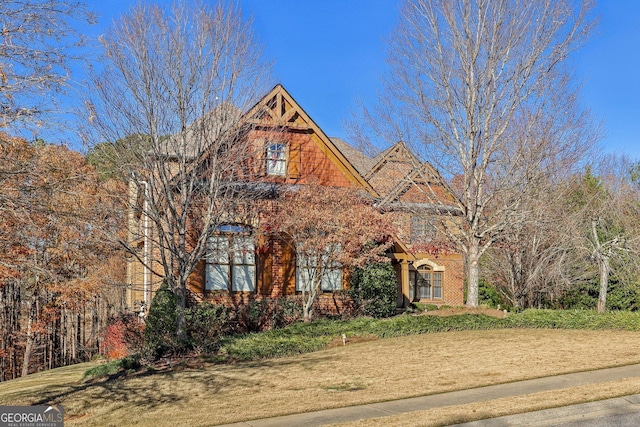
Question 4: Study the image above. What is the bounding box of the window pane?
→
[232,265,255,292]
[296,265,312,292]
[233,236,255,264]
[410,216,422,242]
[206,264,229,290]
[409,270,416,300]
[321,268,342,291]
[296,252,320,292]
[207,236,229,264]
[217,224,251,233]
[410,216,437,243]
[417,271,431,299]
[433,272,443,299]
[266,143,286,176]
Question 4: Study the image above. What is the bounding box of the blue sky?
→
[89,1,640,159]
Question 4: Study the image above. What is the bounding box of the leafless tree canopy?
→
[83,1,272,338]
[566,158,640,313]
[0,0,94,128]
[368,0,599,306]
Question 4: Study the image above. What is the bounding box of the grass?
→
[218,309,640,361]
[83,356,141,381]
[3,310,640,426]
[328,378,640,426]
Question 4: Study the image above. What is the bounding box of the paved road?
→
[455,394,640,426]
[218,364,640,427]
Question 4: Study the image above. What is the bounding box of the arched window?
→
[205,225,255,292]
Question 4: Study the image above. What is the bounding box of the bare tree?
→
[0,0,94,128]
[83,1,271,341]
[360,0,598,306]
[482,182,581,309]
[566,159,640,313]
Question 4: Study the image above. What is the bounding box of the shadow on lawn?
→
[32,353,335,411]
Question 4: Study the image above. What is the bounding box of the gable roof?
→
[364,141,421,181]
[242,84,378,196]
[330,138,459,210]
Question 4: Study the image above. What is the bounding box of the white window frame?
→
[266,142,287,176]
[410,269,443,300]
[231,235,256,292]
[296,245,343,292]
[205,236,229,291]
[205,228,255,292]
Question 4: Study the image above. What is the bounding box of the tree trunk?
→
[302,289,313,322]
[466,242,481,307]
[175,282,187,345]
[597,255,610,314]
[21,294,37,377]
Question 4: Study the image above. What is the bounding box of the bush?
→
[144,282,180,359]
[603,279,640,311]
[100,313,144,360]
[84,355,141,381]
[349,263,398,318]
[271,297,303,328]
[186,303,233,353]
[234,299,272,333]
[478,279,508,308]
[233,298,303,333]
[553,282,598,310]
[143,287,303,359]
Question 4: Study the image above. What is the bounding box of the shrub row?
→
[142,283,304,360]
[91,308,640,380]
[219,309,640,361]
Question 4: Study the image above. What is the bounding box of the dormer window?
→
[266,143,287,176]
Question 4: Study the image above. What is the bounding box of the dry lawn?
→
[2,329,640,426]
[329,378,640,427]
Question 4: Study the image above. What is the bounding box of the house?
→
[126,84,464,315]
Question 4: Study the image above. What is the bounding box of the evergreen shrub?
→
[144,282,180,359]
[349,262,397,318]
[186,302,232,353]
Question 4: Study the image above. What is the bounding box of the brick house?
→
[126,84,464,314]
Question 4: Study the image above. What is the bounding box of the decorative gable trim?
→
[243,84,378,196]
[364,141,420,181]
[365,141,457,208]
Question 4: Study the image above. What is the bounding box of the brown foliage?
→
[100,315,144,360]
[267,185,395,320]
[0,133,128,380]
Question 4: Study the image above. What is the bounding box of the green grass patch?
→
[218,309,640,361]
[505,309,640,330]
[83,356,140,381]
[90,309,640,374]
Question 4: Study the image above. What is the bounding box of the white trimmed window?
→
[205,226,255,292]
[296,246,342,292]
[266,143,287,176]
[206,236,230,291]
[410,269,443,300]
